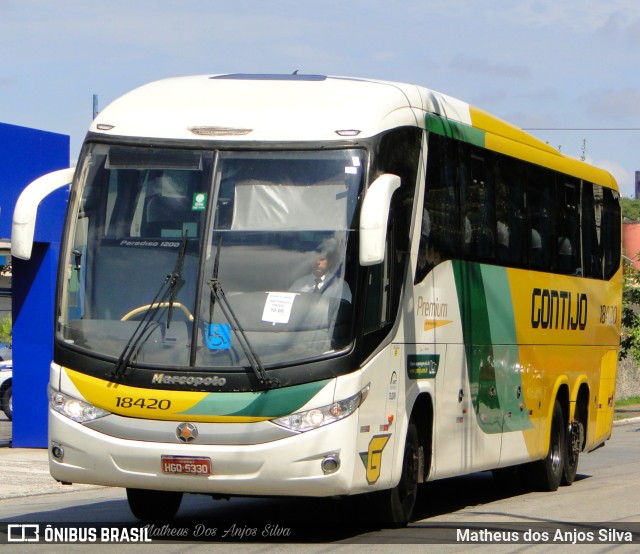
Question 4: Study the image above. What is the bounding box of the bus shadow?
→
[0,471,594,543]
[412,470,592,521]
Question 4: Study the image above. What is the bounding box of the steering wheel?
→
[121,302,194,321]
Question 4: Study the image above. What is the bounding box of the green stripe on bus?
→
[178,379,331,418]
[481,265,517,344]
[452,261,532,433]
[425,113,485,147]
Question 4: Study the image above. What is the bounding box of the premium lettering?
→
[531,288,587,330]
[416,296,448,318]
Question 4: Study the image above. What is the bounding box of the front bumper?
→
[48,409,361,497]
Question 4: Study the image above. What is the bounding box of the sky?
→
[1,0,639,196]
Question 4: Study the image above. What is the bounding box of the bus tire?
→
[562,420,582,486]
[376,420,419,527]
[529,400,565,492]
[126,488,183,522]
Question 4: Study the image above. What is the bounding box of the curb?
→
[613,416,640,427]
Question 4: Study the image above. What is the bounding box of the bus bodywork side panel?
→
[410,260,620,480]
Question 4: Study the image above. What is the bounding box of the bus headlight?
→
[48,386,111,423]
[272,384,369,432]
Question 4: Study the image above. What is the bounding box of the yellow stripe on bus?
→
[63,368,271,423]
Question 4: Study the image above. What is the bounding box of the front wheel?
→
[375,420,420,527]
[126,488,183,522]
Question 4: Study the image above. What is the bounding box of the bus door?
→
[431,341,470,478]
[413,263,498,479]
[449,261,503,475]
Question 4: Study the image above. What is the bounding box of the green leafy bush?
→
[620,263,640,362]
[0,315,11,344]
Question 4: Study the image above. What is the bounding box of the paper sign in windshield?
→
[262,292,297,324]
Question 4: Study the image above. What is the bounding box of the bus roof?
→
[90,74,616,189]
[92,74,434,142]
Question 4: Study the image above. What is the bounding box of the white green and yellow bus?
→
[15,74,621,526]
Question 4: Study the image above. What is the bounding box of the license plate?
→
[161,455,211,475]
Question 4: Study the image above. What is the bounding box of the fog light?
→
[51,444,64,461]
[321,454,340,475]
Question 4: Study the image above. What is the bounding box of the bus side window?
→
[581,182,602,279]
[526,168,554,271]
[363,240,390,334]
[418,133,460,282]
[556,179,581,275]
[493,158,526,266]
[461,149,494,262]
[365,127,420,336]
[602,186,621,279]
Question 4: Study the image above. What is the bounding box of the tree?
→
[620,262,640,362]
[0,316,10,344]
[621,198,640,221]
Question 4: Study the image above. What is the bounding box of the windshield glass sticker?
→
[205,323,231,350]
[192,192,207,211]
[262,292,297,325]
[407,354,440,379]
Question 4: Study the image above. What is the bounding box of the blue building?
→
[0,122,70,446]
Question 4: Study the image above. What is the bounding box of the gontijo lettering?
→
[531,288,587,330]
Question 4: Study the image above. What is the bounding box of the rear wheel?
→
[527,400,565,492]
[126,488,183,522]
[562,420,582,485]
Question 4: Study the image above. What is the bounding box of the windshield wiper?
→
[166,232,188,329]
[207,235,279,389]
[109,233,188,382]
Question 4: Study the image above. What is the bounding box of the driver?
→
[290,238,352,302]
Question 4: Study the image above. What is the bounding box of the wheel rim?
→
[549,413,562,475]
[568,421,581,465]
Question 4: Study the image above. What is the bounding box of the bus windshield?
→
[59,144,364,372]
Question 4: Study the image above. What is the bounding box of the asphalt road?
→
[0,414,639,551]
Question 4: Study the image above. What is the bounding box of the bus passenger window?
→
[602,187,621,279]
[556,180,581,275]
[526,169,554,271]
[494,159,526,266]
[581,182,601,279]
[462,152,494,261]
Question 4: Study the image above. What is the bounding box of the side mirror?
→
[359,173,400,266]
[11,167,74,260]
